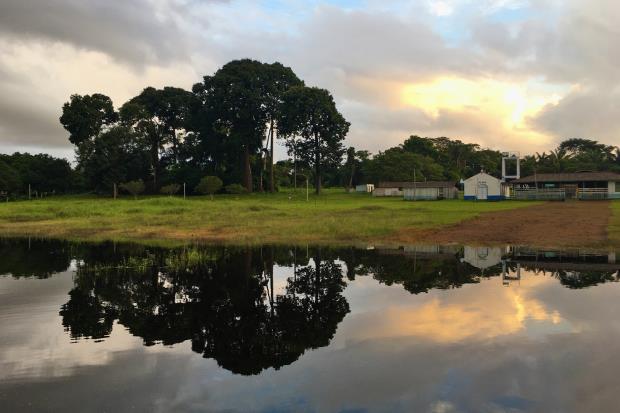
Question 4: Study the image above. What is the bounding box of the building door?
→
[563,184,577,199]
[478,183,488,200]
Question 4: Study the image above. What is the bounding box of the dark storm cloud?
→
[0,0,208,65]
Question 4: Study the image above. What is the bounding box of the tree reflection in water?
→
[1,239,618,375]
[59,246,350,375]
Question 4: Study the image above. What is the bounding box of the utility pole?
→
[413,167,417,201]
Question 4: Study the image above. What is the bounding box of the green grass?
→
[0,189,537,246]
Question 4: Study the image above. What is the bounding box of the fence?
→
[513,188,566,201]
[578,188,620,200]
[513,188,620,201]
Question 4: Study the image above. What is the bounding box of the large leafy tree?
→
[192,60,270,192]
[59,94,118,147]
[5,153,74,193]
[279,86,349,194]
[263,63,303,192]
[80,126,150,193]
[119,87,193,190]
[363,148,445,183]
[0,158,21,194]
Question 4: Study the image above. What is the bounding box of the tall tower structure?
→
[501,151,520,182]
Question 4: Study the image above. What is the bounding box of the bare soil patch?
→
[391,201,612,248]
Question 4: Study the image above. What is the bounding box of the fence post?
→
[183,183,186,200]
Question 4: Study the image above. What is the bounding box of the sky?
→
[0,0,618,161]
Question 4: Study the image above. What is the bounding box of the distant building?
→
[463,246,503,271]
[511,171,620,200]
[373,181,457,199]
[355,184,375,193]
[464,172,504,201]
[373,182,407,197]
[403,181,458,200]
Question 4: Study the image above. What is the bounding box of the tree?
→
[193,60,270,193]
[120,180,145,200]
[195,176,223,199]
[279,86,350,194]
[160,184,181,197]
[119,87,193,191]
[5,153,74,194]
[60,94,118,147]
[0,159,21,195]
[363,148,444,183]
[79,126,149,193]
[263,63,303,192]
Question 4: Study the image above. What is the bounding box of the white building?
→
[403,182,458,200]
[464,172,504,201]
[355,184,375,193]
[463,246,503,270]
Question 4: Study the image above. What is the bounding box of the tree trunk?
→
[269,121,275,193]
[243,145,252,193]
[348,162,355,190]
[151,143,159,191]
[314,132,321,195]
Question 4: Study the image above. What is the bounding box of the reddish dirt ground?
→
[392,201,612,248]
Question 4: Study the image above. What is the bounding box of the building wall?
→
[404,187,439,200]
[609,181,616,193]
[373,187,402,197]
[356,184,375,193]
[464,173,503,200]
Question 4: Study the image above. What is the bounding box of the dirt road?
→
[393,201,612,248]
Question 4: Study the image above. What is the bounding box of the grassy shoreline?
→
[0,190,540,247]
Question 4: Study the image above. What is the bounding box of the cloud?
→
[531,85,620,144]
[1,0,619,158]
[0,39,199,152]
[0,0,223,66]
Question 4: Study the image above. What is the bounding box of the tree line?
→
[58,59,349,196]
[1,58,620,197]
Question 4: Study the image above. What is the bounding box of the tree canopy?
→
[50,59,620,196]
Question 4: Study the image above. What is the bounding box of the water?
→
[1,239,620,412]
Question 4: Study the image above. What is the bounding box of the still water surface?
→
[1,239,620,412]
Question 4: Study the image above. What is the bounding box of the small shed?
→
[356,184,375,193]
[373,182,406,197]
[403,181,458,200]
[464,172,503,201]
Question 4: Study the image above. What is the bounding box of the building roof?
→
[464,172,501,182]
[512,171,620,184]
[377,181,457,189]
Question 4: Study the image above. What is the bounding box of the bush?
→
[160,183,181,197]
[195,176,223,198]
[225,183,247,194]
[119,180,145,200]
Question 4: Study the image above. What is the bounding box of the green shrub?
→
[225,183,247,194]
[195,176,223,198]
[160,184,181,197]
[119,180,145,200]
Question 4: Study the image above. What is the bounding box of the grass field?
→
[0,189,538,246]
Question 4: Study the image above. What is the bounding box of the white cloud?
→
[0,0,619,159]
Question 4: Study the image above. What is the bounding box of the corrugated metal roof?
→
[377,181,457,189]
[512,172,620,184]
